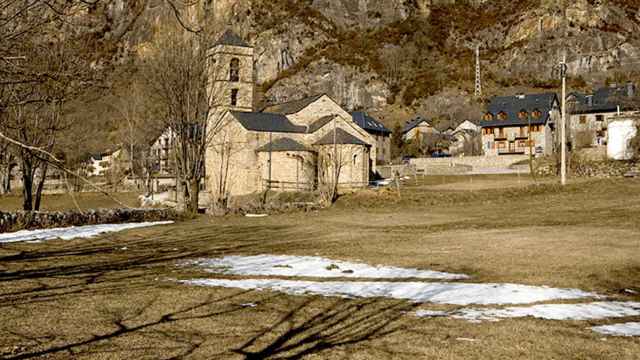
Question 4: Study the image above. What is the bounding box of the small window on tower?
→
[230,58,240,82]
[231,89,239,106]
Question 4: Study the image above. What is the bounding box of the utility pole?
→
[560,52,568,186]
[475,44,482,98]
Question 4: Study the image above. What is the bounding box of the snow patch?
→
[450,302,640,322]
[592,322,640,337]
[180,278,597,305]
[186,255,469,280]
[415,310,448,318]
[0,221,174,244]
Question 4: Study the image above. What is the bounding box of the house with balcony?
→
[480,93,559,156]
[567,82,637,148]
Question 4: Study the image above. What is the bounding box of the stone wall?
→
[0,208,178,234]
[410,155,529,175]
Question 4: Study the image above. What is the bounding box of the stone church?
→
[205,30,377,199]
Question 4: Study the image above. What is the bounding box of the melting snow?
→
[186,255,469,280]
[592,322,640,337]
[180,278,597,305]
[0,221,174,244]
[415,310,448,318]
[447,302,640,322]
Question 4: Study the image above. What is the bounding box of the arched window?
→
[230,58,240,82]
[483,113,494,121]
[353,153,358,166]
[498,111,507,121]
[231,89,239,106]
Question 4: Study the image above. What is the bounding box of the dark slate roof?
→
[256,137,313,152]
[307,115,335,133]
[231,111,307,133]
[261,94,325,115]
[570,84,637,114]
[402,116,433,134]
[351,111,391,135]
[314,128,369,146]
[213,29,251,48]
[481,92,558,127]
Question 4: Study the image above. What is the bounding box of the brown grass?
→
[0,192,141,212]
[1,177,639,358]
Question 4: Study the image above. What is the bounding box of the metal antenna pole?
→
[561,53,567,186]
[475,44,482,98]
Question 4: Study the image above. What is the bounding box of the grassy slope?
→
[0,176,639,358]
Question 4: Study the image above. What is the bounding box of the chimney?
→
[627,82,635,97]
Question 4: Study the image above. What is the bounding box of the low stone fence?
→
[536,158,639,178]
[0,208,178,234]
[410,155,529,175]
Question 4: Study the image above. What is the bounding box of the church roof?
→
[231,111,307,133]
[213,29,251,48]
[307,115,335,133]
[256,137,313,152]
[314,128,369,146]
[261,94,325,115]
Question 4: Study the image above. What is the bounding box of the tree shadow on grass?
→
[2,290,257,360]
[2,290,418,360]
[0,223,310,307]
[235,296,419,359]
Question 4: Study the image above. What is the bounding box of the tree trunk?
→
[33,162,49,211]
[22,159,33,211]
[183,178,200,215]
[0,163,13,195]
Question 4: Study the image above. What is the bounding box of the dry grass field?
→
[0,175,639,359]
[0,192,141,212]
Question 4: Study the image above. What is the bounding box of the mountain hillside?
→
[167,0,640,125]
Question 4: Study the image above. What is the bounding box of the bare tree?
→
[143,26,217,214]
[317,120,361,206]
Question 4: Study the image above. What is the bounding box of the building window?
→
[230,58,240,82]
[231,89,239,106]
[518,110,527,120]
[483,113,494,121]
[498,112,507,121]
[579,115,587,124]
[532,109,542,119]
[498,128,505,138]
[596,115,604,122]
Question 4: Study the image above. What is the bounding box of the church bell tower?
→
[207,29,254,115]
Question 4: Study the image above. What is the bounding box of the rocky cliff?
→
[172,0,640,122]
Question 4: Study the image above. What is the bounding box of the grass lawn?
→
[0,175,639,359]
[0,192,141,212]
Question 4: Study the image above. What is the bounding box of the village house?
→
[88,150,122,177]
[204,30,376,198]
[149,128,175,176]
[449,120,481,157]
[567,82,637,148]
[351,111,392,164]
[401,116,440,141]
[480,93,559,156]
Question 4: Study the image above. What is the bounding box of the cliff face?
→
[206,0,640,115]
